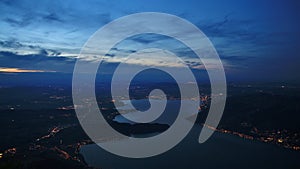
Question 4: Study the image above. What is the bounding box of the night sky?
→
[0,0,300,83]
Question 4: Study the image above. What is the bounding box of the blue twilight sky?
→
[0,0,300,83]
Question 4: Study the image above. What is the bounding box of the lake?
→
[113,99,198,125]
[80,126,300,169]
[80,99,300,168]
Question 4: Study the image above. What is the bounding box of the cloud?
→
[130,34,171,44]
[0,51,75,73]
[0,1,114,54]
[43,12,63,22]
[0,0,299,82]
[0,40,63,56]
[3,14,40,30]
[0,40,24,49]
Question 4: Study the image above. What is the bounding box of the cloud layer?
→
[0,0,300,82]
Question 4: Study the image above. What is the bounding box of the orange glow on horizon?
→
[0,67,52,73]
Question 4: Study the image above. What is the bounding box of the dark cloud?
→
[130,34,170,44]
[39,49,48,55]
[185,60,202,67]
[0,40,62,56]
[221,55,253,62]
[105,53,115,57]
[0,40,24,49]
[111,47,136,53]
[197,14,300,51]
[2,10,35,27]
[0,0,13,6]
[0,51,74,72]
[97,13,112,24]
[104,47,136,58]
[3,17,31,27]
[43,12,63,22]
[198,16,257,40]
[47,49,61,56]
[38,48,62,57]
